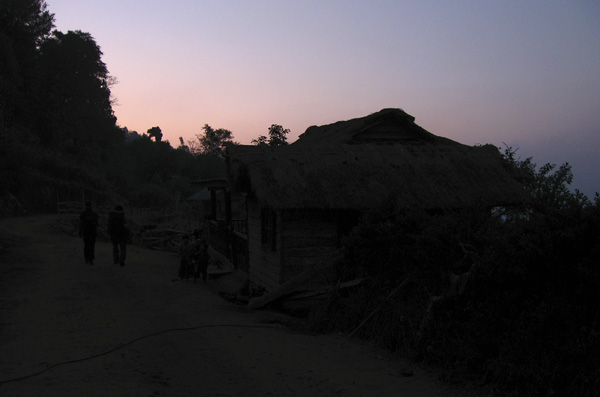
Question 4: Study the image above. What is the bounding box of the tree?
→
[0,0,54,127]
[251,135,268,146]
[251,124,290,146]
[178,137,188,150]
[0,0,54,50]
[147,126,162,142]
[266,124,290,146]
[501,146,589,212]
[195,124,234,156]
[185,137,202,156]
[36,30,118,154]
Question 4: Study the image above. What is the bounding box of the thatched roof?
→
[294,108,458,146]
[228,109,526,210]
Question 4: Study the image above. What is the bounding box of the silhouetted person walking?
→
[191,229,210,283]
[108,205,128,266]
[79,200,98,265]
[197,242,210,284]
[178,234,194,280]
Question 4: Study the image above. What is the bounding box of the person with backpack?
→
[79,200,99,265]
[178,234,195,280]
[197,241,210,284]
[192,229,210,283]
[107,205,128,266]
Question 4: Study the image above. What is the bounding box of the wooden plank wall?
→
[247,201,281,292]
[281,209,340,284]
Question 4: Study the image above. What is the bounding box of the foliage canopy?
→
[195,124,235,156]
[251,124,290,146]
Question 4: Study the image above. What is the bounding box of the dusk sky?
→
[47,1,599,197]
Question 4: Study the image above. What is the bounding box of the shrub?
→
[307,188,600,395]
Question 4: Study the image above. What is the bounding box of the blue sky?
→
[47,0,599,196]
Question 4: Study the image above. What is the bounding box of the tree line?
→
[0,1,289,213]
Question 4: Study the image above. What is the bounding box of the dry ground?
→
[0,215,471,396]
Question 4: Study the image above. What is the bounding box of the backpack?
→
[108,211,126,238]
[80,210,98,234]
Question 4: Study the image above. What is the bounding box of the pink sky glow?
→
[47,0,600,196]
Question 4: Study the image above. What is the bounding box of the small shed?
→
[226,108,525,292]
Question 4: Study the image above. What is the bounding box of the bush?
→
[307,188,600,395]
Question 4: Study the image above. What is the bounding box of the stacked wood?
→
[139,228,190,252]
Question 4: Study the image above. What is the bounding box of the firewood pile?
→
[138,227,189,252]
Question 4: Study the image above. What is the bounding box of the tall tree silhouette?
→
[0,0,54,127]
[36,30,118,157]
[196,124,234,156]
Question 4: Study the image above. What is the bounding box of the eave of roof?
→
[226,109,526,210]
[228,143,526,210]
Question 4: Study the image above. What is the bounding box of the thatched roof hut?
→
[228,108,525,211]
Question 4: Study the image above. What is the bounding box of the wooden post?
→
[210,189,217,220]
[225,190,232,263]
[225,190,232,224]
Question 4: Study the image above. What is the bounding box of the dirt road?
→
[0,215,460,396]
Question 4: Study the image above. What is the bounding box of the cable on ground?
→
[0,323,280,385]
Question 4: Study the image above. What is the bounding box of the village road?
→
[0,215,461,396]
